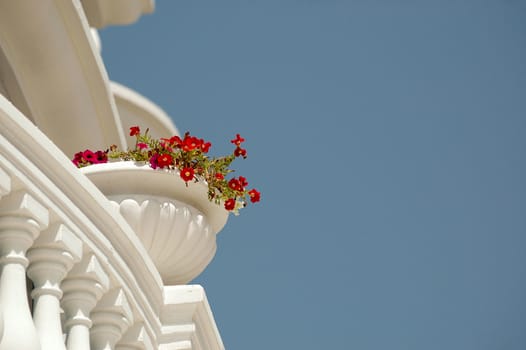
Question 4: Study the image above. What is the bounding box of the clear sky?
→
[100,1,526,349]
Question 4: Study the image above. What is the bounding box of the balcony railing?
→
[0,95,224,349]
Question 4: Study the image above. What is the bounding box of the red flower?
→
[234,147,247,158]
[231,134,245,146]
[73,125,260,214]
[238,176,248,189]
[158,138,174,152]
[248,189,261,203]
[157,154,173,168]
[170,135,183,147]
[129,126,140,136]
[180,167,195,182]
[228,178,241,191]
[200,141,212,153]
[182,135,200,152]
[224,198,236,211]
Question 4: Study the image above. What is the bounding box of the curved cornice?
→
[0,0,127,157]
[111,81,180,143]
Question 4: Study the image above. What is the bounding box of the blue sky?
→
[100,1,526,349]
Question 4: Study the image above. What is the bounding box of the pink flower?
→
[149,154,159,169]
[95,150,108,164]
[82,150,96,163]
[137,142,148,150]
[72,151,83,166]
[72,150,106,166]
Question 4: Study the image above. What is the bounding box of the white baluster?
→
[90,288,133,350]
[61,254,109,350]
[27,223,82,350]
[0,191,49,350]
[115,323,154,350]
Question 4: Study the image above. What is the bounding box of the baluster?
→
[115,323,153,350]
[0,191,49,350]
[27,223,82,350]
[90,288,133,350]
[61,254,109,350]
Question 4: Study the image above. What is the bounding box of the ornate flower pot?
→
[81,161,229,285]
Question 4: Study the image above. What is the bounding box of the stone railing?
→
[0,96,224,349]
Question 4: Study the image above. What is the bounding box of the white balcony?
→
[0,47,224,350]
[0,0,227,347]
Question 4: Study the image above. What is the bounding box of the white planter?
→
[81,161,229,285]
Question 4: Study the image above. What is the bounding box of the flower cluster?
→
[73,126,260,214]
[72,149,108,167]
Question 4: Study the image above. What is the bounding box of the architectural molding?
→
[160,285,224,350]
[0,0,127,156]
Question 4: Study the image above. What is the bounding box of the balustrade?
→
[0,189,158,350]
[0,176,224,350]
[0,96,225,349]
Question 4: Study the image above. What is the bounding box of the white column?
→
[62,254,109,350]
[0,191,49,350]
[27,223,82,350]
[115,323,154,350]
[90,288,133,350]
